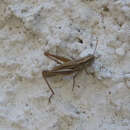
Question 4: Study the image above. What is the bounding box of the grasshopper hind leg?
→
[49,92,54,103]
[42,71,55,103]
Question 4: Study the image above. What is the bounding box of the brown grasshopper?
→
[42,40,98,103]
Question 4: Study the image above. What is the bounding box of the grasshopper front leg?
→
[72,71,80,91]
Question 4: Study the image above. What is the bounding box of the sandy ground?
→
[0,0,130,130]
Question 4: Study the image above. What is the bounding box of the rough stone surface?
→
[0,0,130,130]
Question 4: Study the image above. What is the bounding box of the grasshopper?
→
[42,40,98,103]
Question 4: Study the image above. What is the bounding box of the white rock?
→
[0,0,130,129]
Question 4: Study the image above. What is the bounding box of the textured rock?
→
[0,0,130,130]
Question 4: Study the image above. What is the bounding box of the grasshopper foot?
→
[48,92,55,104]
